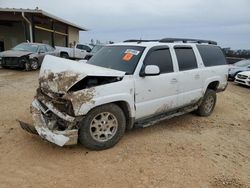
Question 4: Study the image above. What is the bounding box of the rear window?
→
[197,45,227,66]
[175,47,198,71]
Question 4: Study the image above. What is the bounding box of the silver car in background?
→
[0,42,59,70]
[228,59,250,80]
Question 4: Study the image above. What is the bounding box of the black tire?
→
[30,58,39,70]
[196,89,217,117]
[60,53,69,59]
[78,104,126,150]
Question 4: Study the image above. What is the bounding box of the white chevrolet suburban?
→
[19,38,228,150]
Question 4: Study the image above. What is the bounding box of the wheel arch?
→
[207,81,220,91]
[60,51,69,56]
[113,101,135,130]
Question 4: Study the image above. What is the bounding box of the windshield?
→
[91,45,104,53]
[12,43,39,53]
[234,59,250,67]
[87,46,145,74]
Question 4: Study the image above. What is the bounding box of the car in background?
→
[1,43,59,70]
[234,71,250,87]
[56,43,92,59]
[84,44,105,60]
[228,59,250,80]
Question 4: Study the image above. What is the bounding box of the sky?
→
[1,0,250,49]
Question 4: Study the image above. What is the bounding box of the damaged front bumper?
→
[19,99,79,146]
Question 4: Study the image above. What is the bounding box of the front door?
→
[134,46,179,120]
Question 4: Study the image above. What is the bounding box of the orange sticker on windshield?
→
[123,53,134,61]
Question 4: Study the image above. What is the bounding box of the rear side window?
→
[144,48,173,73]
[197,45,226,66]
[175,47,198,71]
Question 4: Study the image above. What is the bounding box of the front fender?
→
[68,78,135,117]
[78,93,135,117]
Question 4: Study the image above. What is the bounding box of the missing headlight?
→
[68,76,123,92]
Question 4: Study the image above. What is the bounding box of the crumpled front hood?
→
[39,55,125,93]
[1,50,33,57]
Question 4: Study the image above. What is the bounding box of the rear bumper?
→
[20,99,78,146]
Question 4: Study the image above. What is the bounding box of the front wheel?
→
[196,89,217,116]
[30,58,39,70]
[78,104,126,150]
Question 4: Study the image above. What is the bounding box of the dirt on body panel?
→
[39,70,83,93]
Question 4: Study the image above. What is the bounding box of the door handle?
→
[171,78,178,84]
[195,74,200,79]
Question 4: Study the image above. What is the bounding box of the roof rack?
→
[159,38,217,45]
[123,38,217,45]
[123,39,159,43]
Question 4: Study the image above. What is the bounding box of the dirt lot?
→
[0,68,249,188]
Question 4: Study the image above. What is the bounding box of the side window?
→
[82,45,92,52]
[45,45,54,52]
[197,45,227,66]
[39,45,47,53]
[175,47,198,71]
[144,48,173,73]
[76,44,83,49]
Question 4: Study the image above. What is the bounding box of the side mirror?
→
[140,65,160,77]
[86,49,91,53]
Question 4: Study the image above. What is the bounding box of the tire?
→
[78,104,126,150]
[30,58,39,70]
[196,89,217,117]
[60,53,69,59]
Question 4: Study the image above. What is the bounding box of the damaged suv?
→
[20,38,228,150]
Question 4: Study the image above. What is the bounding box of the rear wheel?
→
[60,53,69,59]
[196,89,216,116]
[78,104,126,150]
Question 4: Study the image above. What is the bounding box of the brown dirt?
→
[0,69,249,188]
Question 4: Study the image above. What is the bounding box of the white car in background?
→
[56,43,92,59]
[234,71,250,86]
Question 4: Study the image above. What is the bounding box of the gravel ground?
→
[0,69,249,188]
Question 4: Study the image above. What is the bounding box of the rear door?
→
[174,46,203,107]
[134,46,179,120]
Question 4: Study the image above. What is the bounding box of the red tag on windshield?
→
[123,53,134,61]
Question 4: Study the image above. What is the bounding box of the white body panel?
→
[134,72,179,119]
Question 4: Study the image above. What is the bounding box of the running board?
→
[17,120,38,135]
[135,105,198,128]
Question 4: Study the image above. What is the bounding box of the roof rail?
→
[159,38,217,45]
[123,39,159,43]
